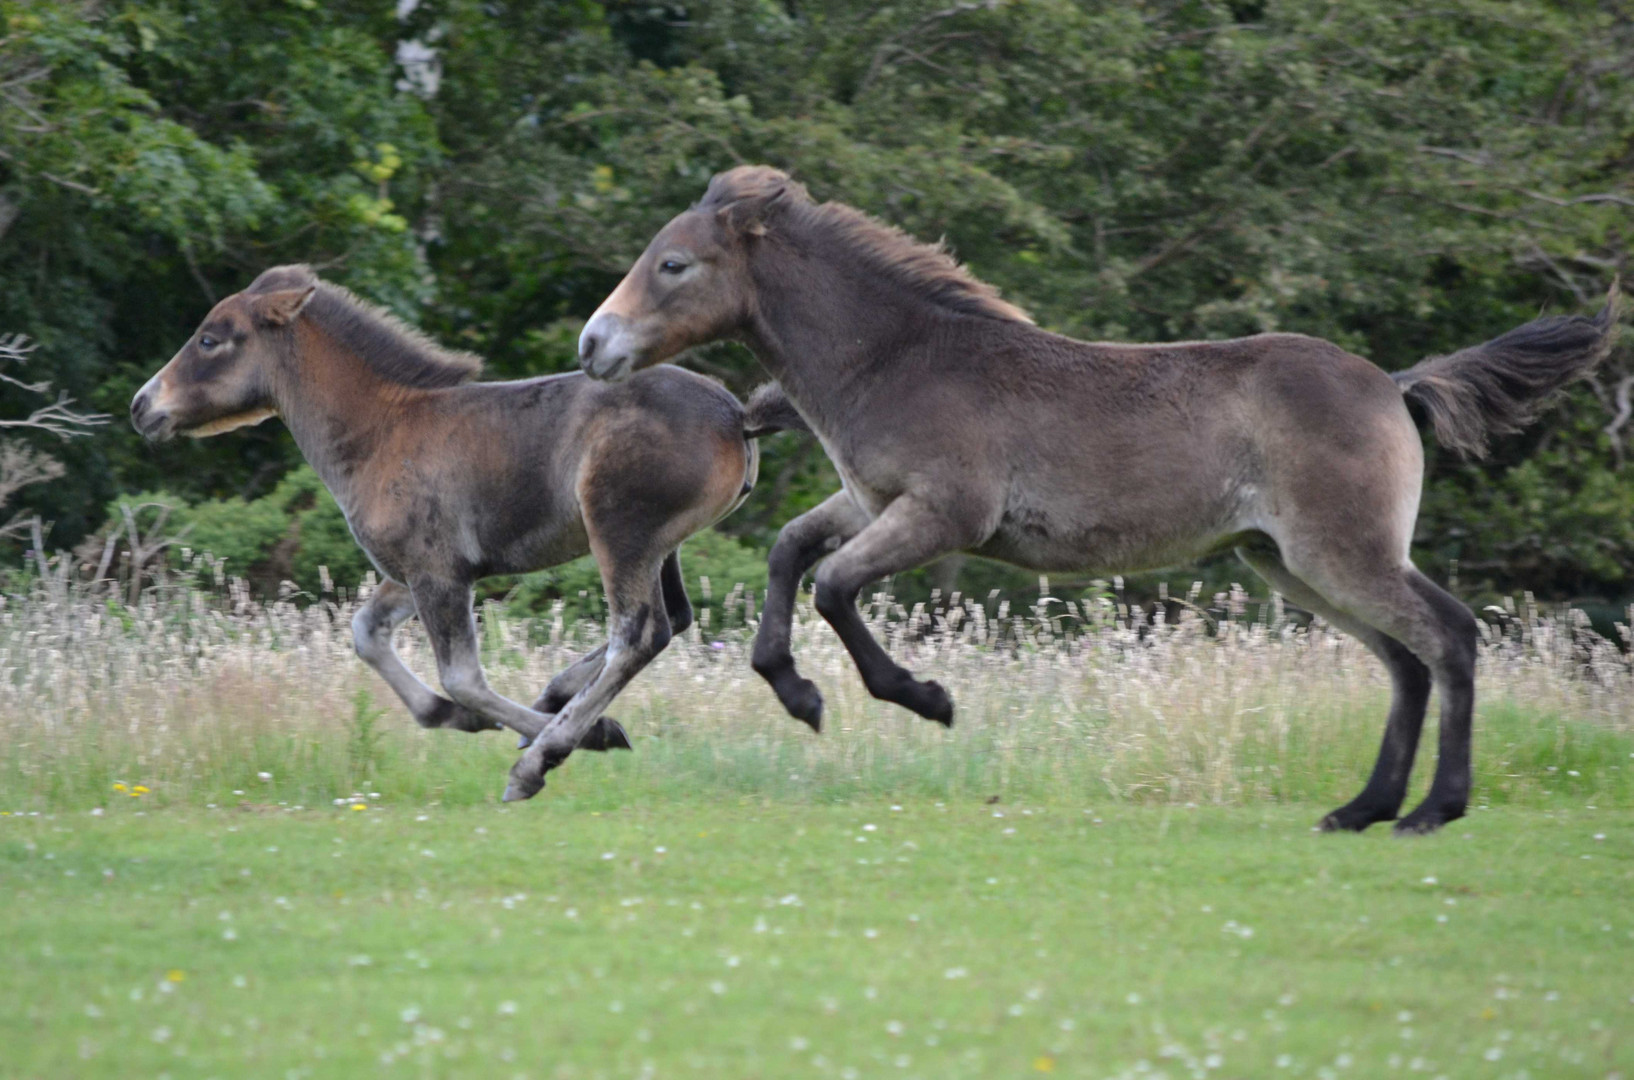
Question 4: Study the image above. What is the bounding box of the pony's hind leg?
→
[409,576,550,744]
[352,579,495,733]
[521,550,694,751]
[810,495,982,725]
[751,491,870,730]
[1236,545,1433,831]
[504,568,673,802]
[1268,542,1478,835]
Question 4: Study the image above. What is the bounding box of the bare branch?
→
[120,501,193,605]
[1416,145,1494,167]
[1521,190,1634,209]
[0,334,110,440]
[0,439,64,508]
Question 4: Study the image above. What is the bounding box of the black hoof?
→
[778,677,824,733]
[501,748,569,803]
[424,698,493,734]
[1393,802,1465,836]
[578,717,633,752]
[1317,800,1398,833]
[501,766,545,803]
[907,679,954,727]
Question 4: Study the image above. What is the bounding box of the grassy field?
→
[3,582,1633,1077]
[5,802,1632,1079]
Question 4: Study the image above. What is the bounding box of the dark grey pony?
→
[132,264,799,800]
[575,165,1621,834]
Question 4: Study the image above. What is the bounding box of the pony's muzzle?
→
[129,380,173,442]
[578,312,636,381]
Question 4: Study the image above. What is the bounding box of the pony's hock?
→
[134,265,801,800]
[584,164,1622,836]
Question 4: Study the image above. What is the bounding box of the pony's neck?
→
[272,321,409,504]
[740,240,928,428]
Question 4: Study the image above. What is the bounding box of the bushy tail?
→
[1394,284,1622,458]
[742,381,810,439]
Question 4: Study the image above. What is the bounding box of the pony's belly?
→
[977,509,1244,576]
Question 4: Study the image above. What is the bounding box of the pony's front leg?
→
[503,578,672,802]
[519,644,632,753]
[750,491,870,731]
[518,548,696,752]
[409,577,551,744]
[352,579,496,733]
[811,495,982,726]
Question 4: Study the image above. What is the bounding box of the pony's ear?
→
[254,285,317,327]
[718,183,789,237]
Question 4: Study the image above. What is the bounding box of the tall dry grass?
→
[1,571,1630,812]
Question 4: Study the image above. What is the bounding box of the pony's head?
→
[130,265,317,441]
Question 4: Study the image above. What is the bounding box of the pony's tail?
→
[1393,283,1622,458]
[742,382,811,439]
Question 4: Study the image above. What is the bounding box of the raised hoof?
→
[1317,801,1398,833]
[502,746,570,802]
[501,769,545,803]
[1393,802,1466,836]
[910,679,954,727]
[578,717,633,752]
[778,678,824,733]
[424,698,495,734]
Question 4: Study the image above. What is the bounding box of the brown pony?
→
[576,165,1621,834]
[132,265,799,801]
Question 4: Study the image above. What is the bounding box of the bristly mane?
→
[247,265,482,389]
[699,166,1033,325]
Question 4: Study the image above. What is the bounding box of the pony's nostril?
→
[131,392,150,422]
[580,334,600,363]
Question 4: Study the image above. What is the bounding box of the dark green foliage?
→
[112,464,372,597]
[2,0,1630,605]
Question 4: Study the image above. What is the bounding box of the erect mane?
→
[699,166,1033,325]
[246,265,482,389]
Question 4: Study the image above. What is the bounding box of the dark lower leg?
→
[411,577,549,742]
[1396,573,1477,834]
[1236,546,1432,833]
[1321,639,1432,832]
[504,588,670,801]
[814,578,954,722]
[810,497,976,725]
[751,493,866,729]
[353,580,493,733]
[660,550,693,636]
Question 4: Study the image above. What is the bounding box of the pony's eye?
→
[199,335,219,350]
[658,259,688,275]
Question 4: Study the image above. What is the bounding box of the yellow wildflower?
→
[132,785,150,795]
[350,803,366,812]
[166,970,185,983]
[1033,1056,1056,1073]
[112,783,127,793]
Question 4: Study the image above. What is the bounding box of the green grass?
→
[4,588,1632,1076]
[5,800,1632,1079]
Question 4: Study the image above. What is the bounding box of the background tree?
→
[0,0,1628,608]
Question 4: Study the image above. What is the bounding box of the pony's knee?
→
[1377,638,1432,695]
[615,603,670,658]
[811,564,859,623]
[351,611,386,663]
[1434,603,1479,683]
[440,665,489,708]
[767,531,810,580]
[751,646,787,679]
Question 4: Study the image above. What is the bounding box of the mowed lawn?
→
[3,801,1631,1080]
